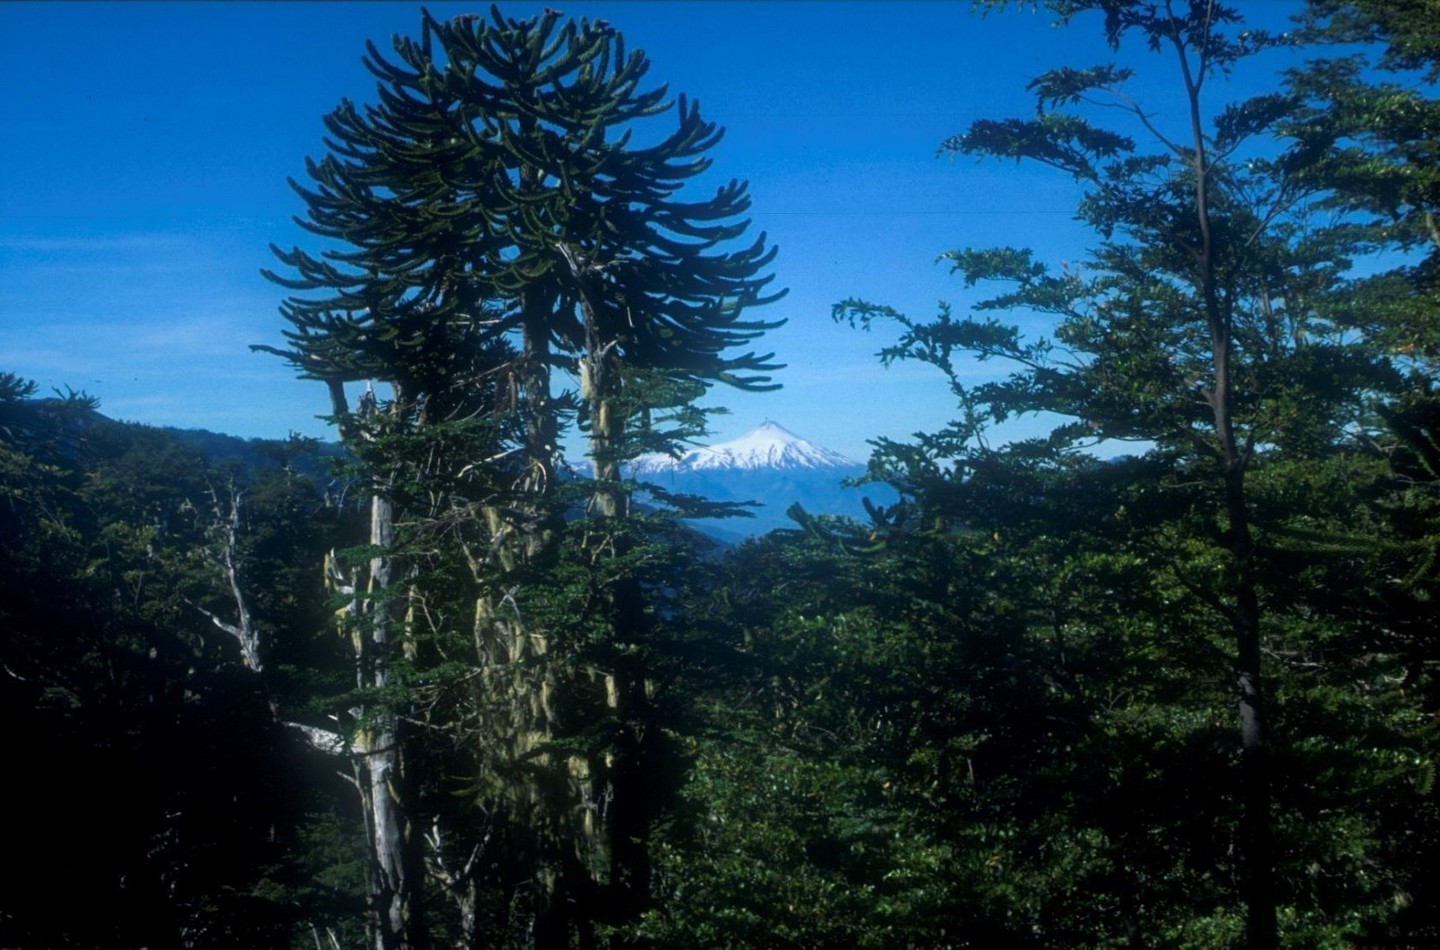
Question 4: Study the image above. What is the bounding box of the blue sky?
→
[0,1,1304,462]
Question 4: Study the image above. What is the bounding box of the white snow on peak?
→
[629,421,857,474]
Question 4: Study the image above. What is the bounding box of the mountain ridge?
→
[3,401,886,543]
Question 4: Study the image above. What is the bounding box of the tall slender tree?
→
[837,2,1405,944]
[260,7,783,943]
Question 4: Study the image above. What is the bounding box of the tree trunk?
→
[1171,20,1277,945]
[319,382,423,950]
[359,483,420,950]
[468,278,578,944]
[570,247,653,922]
[1228,467,1275,950]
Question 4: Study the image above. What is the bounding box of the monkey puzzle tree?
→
[261,6,783,944]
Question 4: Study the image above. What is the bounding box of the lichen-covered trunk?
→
[473,588,574,945]
[579,308,652,923]
[360,714,411,949]
[470,284,580,943]
[324,381,422,950]
[360,486,419,950]
[471,242,656,942]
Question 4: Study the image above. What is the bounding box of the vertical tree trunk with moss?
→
[469,275,578,943]
[566,242,654,919]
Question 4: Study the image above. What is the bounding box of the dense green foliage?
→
[2,2,1437,947]
[0,395,351,946]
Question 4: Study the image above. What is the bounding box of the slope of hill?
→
[3,400,887,544]
[0,397,344,482]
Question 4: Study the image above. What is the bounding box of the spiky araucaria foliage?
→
[258,6,786,944]
[260,5,785,448]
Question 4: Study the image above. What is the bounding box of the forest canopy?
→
[2,2,1437,947]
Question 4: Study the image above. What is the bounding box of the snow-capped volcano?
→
[620,421,890,542]
[630,421,856,474]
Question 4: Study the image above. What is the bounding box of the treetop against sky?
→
[0,1,1310,460]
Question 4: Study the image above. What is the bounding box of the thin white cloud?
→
[0,232,189,254]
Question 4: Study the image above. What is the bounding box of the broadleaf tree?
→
[835,1,1421,944]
